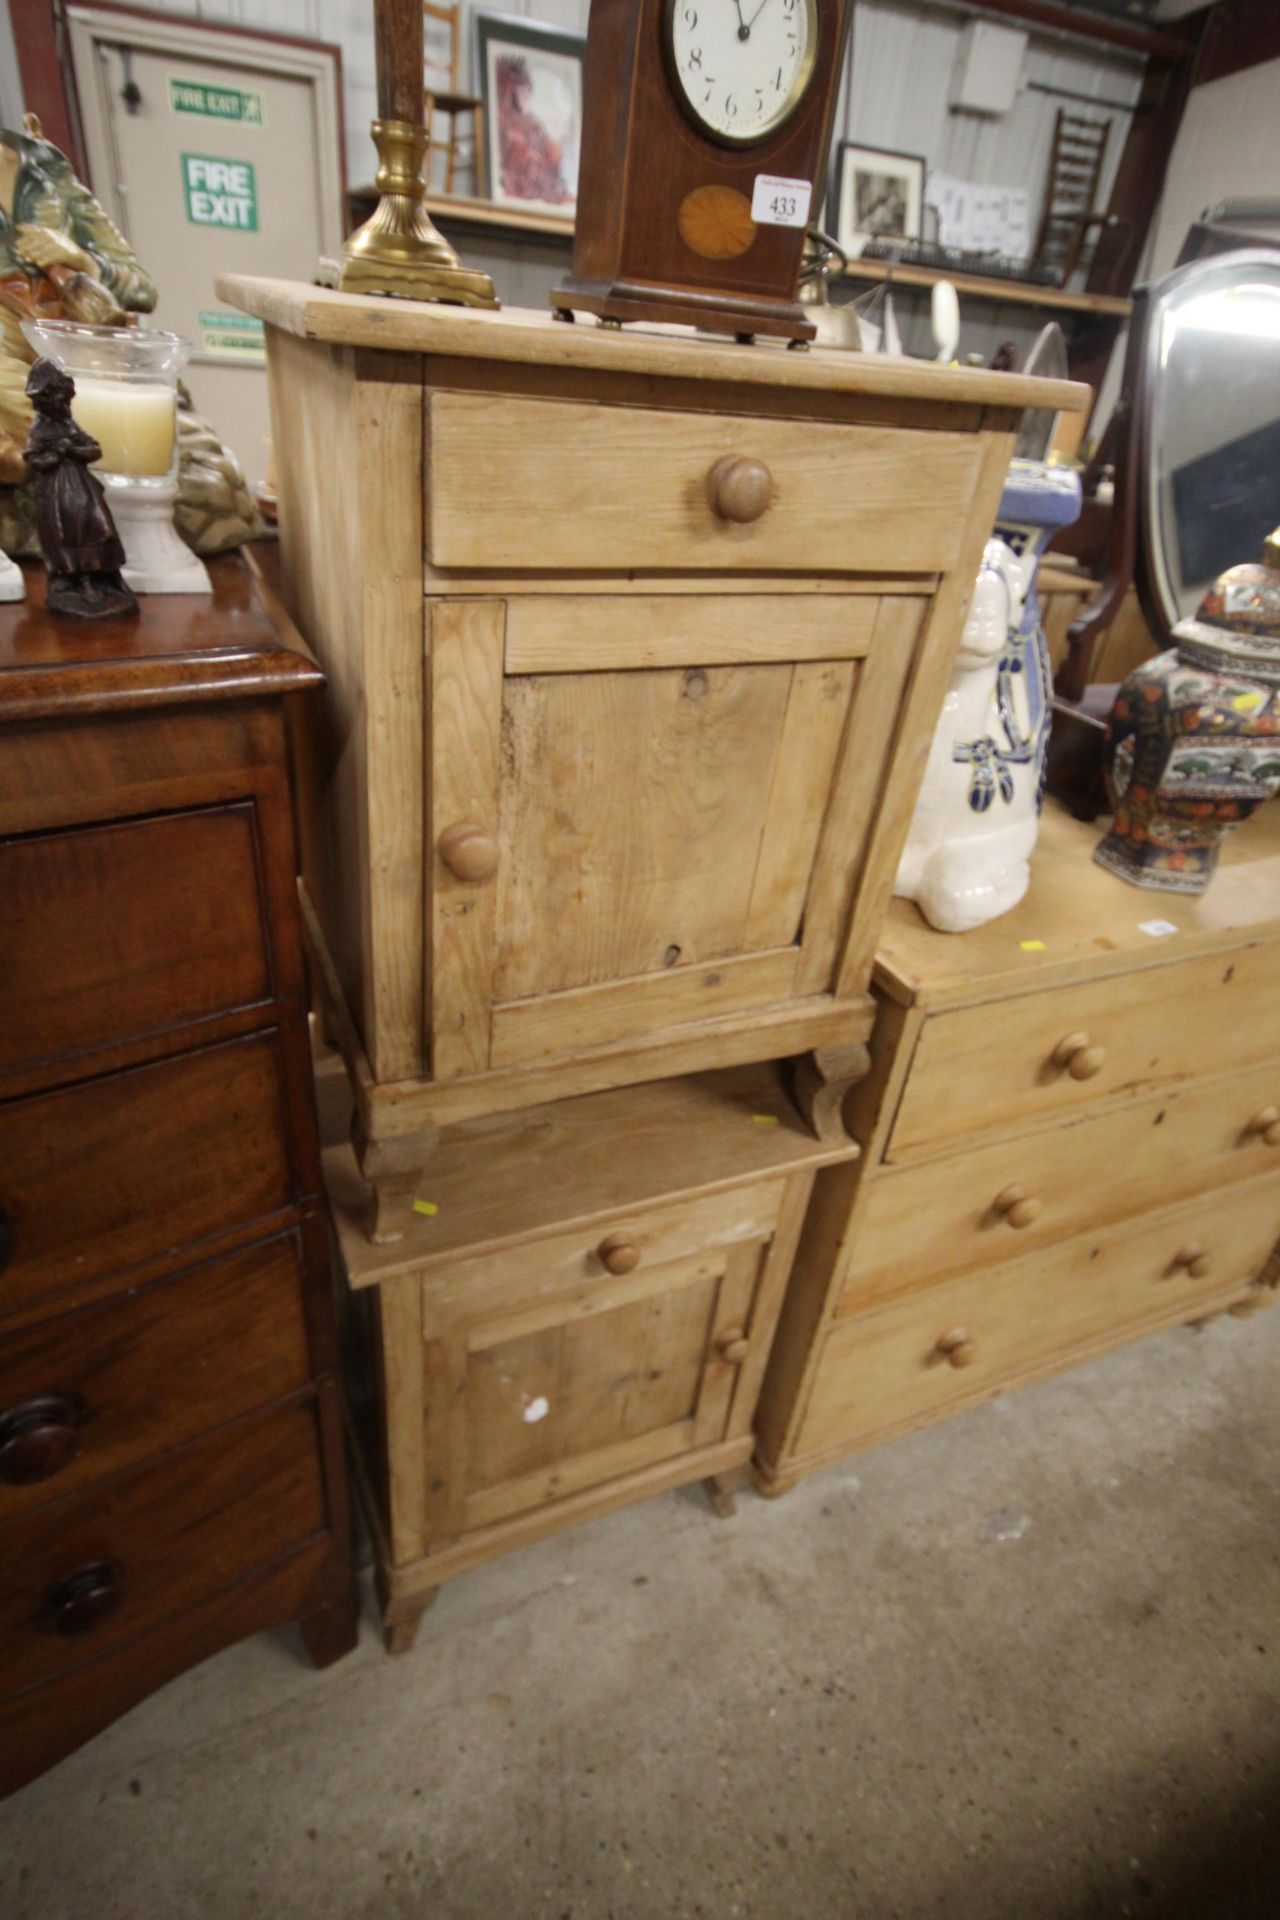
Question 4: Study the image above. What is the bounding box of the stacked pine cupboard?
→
[225,274,1085,1649]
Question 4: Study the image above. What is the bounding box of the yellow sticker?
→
[412,1199,438,1217]
[1233,691,1265,711]
[1019,939,1046,952]
[752,1114,780,1127]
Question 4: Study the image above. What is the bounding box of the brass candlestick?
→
[339,119,498,305]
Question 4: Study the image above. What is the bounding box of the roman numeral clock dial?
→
[668,0,818,143]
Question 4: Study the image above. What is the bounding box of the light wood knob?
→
[438,822,498,883]
[993,1183,1043,1229]
[935,1327,978,1369]
[1246,1106,1280,1147]
[597,1233,640,1276]
[706,456,773,524]
[1051,1031,1107,1080]
[717,1328,751,1365]
[1174,1243,1210,1279]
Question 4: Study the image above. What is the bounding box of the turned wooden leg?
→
[378,1573,438,1657]
[792,1043,872,1143]
[354,1124,440,1245]
[707,1465,751,1519]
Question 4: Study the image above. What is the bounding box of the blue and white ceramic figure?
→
[894,459,1082,932]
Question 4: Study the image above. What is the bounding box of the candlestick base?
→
[338,119,498,307]
[109,477,212,595]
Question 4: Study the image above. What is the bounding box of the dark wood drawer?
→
[0,1031,293,1322]
[0,1235,312,1518]
[0,1398,327,1700]
[0,806,272,1080]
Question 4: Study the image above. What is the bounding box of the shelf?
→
[839,257,1132,318]
[348,184,574,242]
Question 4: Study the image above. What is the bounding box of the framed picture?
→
[473,12,585,218]
[830,143,926,259]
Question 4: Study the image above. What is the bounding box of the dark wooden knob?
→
[717,1328,751,1365]
[1246,1106,1280,1147]
[935,1327,978,1369]
[1051,1031,1107,1080]
[597,1233,640,1276]
[993,1183,1043,1229]
[47,1561,120,1636]
[706,456,773,524]
[0,1394,83,1486]
[0,1204,12,1276]
[1174,1243,1210,1279]
[438,822,498,883]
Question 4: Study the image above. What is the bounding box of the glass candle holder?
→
[20,320,210,596]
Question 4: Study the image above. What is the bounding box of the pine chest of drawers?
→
[755,803,1280,1492]
[221,274,1085,1239]
[0,560,357,1797]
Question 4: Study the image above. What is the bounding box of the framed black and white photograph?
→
[473,12,585,218]
[830,142,926,258]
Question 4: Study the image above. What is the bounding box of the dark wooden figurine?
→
[23,358,137,619]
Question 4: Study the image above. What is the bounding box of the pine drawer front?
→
[802,1180,1280,1463]
[425,393,985,575]
[0,1236,312,1519]
[0,1032,293,1322]
[411,1229,777,1550]
[427,595,925,1078]
[846,1060,1280,1313]
[415,1180,789,1327]
[0,1399,326,1700]
[0,807,271,1082]
[887,944,1280,1161]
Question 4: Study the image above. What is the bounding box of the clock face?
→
[665,0,819,147]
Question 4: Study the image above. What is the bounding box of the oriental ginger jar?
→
[1095,532,1280,893]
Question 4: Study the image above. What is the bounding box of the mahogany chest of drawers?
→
[0,560,356,1797]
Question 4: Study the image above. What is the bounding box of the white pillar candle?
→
[70,377,175,477]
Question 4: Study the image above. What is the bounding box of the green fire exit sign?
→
[170,78,265,125]
[181,153,258,231]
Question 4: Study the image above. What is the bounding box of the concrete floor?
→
[3,1310,1279,1920]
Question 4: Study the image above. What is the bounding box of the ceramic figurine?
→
[894,459,1082,932]
[1095,530,1280,893]
[0,547,23,599]
[23,357,137,618]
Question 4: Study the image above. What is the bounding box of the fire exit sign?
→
[181,153,258,231]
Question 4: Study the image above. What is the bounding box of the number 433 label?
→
[751,174,812,228]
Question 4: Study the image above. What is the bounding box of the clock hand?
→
[731,0,750,40]
[744,0,772,30]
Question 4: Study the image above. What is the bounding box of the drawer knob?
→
[716,1327,751,1365]
[935,1327,978,1369]
[0,1394,83,1487]
[597,1233,640,1276]
[993,1184,1043,1229]
[1051,1031,1107,1081]
[706,456,773,525]
[1174,1243,1211,1279]
[47,1560,120,1637]
[439,822,499,884]
[1247,1106,1280,1147]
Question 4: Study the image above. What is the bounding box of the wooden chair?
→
[423,1,482,196]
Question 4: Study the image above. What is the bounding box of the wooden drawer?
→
[0,1031,293,1322]
[846,1061,1280,1312]
[418,1179,789,1326]
[887,943,1280,1160]
[426,393,985,575]
[0,1398,326,1700]
[0,806,271,1082]
[802,1179,1280,1464]
[0,1235,312,1519]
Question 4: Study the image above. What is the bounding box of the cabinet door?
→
[419,1240,765,1545]
[426,595,925,1078]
